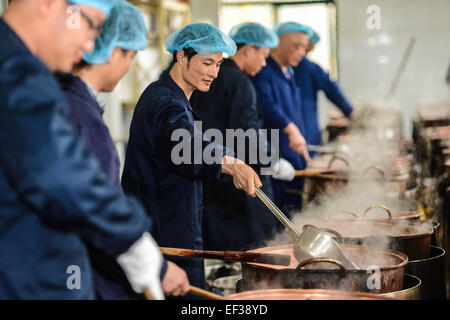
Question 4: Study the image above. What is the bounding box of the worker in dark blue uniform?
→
[293,26,353,156]
[56,0,189,299]
[190,22,296,250]
[251,22,312,214]
[121,23,262,299]
[0,0,169,300]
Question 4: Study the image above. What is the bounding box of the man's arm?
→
[0,55,150,256]
[151,102,261,196]
[313,63,354,117]
[251,72,292,130]
[252,72,310,162]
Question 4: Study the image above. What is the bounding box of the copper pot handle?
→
[362,205,393,220]
[327,154,350,169]
[362,165,386,179]
[336,211,359,219]
[302,224,345,244]
[296,258,347,271]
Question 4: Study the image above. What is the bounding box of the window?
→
[219,0,338,78]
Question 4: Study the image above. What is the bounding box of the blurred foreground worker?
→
[293,25,353,156]
[0,0,167,300]
[191,22,295,250]
[121,23,263,299]
[251,21,311,213]
[56,0,189,299]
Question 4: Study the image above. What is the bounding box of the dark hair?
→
[236,43,261,52]
[72,48,129,72]
[172,47,198,64]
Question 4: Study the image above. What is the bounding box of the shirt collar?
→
[160,69,205,119]
[267,56,295,80]
[0,18,32,56]
[78,76,106,113]
[160,69,192,107]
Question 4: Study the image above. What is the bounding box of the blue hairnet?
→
[68,0,112,17]
[229,22,279,49]
[308,28,321,45]
[275,22,310,37]
[83,0,148,65]
[165,23,237,56]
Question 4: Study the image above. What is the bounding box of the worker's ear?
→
[176,50,188,68]
[108,47,122,65]
[36,0,56,18]
[242,44,254,58]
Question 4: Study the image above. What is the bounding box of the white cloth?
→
[271,158,295,181]
[116,232,164,300]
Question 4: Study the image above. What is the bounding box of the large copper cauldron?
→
[406,246,447,300]
[325,207,439,247]
[319,205,424,222]
[242,244,407,294]
[235,274,421,300]
[355,205,423,222]
[302,157,349,201]
[227,288,394,300]
[295,219,433,260]
[378,274,422,300]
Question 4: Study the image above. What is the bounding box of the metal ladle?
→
[254,187,360,270]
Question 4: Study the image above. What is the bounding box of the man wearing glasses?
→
[0,0,170,299]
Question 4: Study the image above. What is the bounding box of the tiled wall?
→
[333,0,450,137]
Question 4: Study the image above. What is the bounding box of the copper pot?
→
[364,205,423,222]
[378,274,421,300]
[227,288,394,300]
[242,244,407,294]
[360,210,423,222]
[295,219,433,260]
[393,211,424,221]
[406,246,447,300]
[332,205,423,222]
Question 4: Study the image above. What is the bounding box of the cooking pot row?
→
[209,246,446,300]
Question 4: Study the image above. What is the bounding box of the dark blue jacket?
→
[121,70,231,296]
[293,57,353,148]
[251,56,307,171]
[251,56,306,212]
[57,73,121,187]
[190,59,279,250]
[0,18,151,299]
[57,73,169,300]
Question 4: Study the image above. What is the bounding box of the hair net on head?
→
[68,0,112,17]
[275,22,310,37]
[229,22,279,49]
[308,28,320,45]
[165,23,237,57]
[83,0,148,65]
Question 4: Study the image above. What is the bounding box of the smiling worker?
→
[0,0,169,299]
[121,23,262,298]
[191,22,295,251]
[56,0,189,299]
[251,22,311,213]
